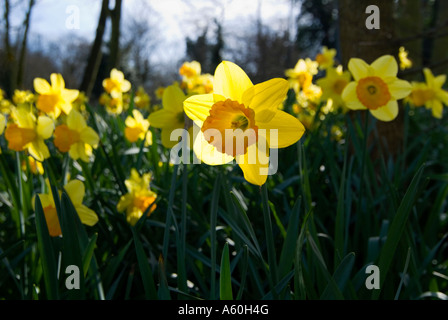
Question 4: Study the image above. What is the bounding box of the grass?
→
[0,92,447,300]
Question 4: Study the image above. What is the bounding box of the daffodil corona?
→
[183,61,305,186]
[341,55,412,122]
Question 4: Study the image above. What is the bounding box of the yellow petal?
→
[242,78,289,123]
[369,100,398,122]
[423,68,435,87]
[213,61,253,103]
[125,115,137,127]
[371,55,398,78]
[36,116,54,139]
[28,139,49,162]
[68,142,85,161]
[434,74,447,89]
[75,205,98,226]
[67,109,86,130]
[431,99,443,119]
[149,109,178,129]
[162,85,186,113]
[121,80,131,93]
[341,82,367,110]
[257,110,305,148]
[235,141,269,186]
[111,68,124,81]
[348,58,369,81]
[161,126,182,149]
[64,179,85,205]
[33,78,51,94]
[50,74,65,92]
[80,127,99,147]
[62,89,79,103]
[437,90,448,106]
[388,79,412,100]
[183,93,216,126]
[192,125,234,165]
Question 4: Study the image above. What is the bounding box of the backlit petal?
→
[75,205,99,226]
[257,110,305,148]
[242,78,289,122]
[235,141,269,186]
[162,85,186,113]
[67,109,87,130]
[149,109,179,129]
[183,93,216,126]
[80,127,99,147]
[192,126,234,165]
[50,74,65,92]
[213,61,253,103]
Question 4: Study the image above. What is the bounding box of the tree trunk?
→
[109,0,122,71]
[79,0,109,98]
[431,0,448,75]
[16,0,35,89]
[339,0,402,161]
[3,0,16,97]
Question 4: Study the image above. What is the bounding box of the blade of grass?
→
[394,247,412,300]
[219,242,233,300]
[210,173,221,300]
[131,227,157,299]
[158,254,171,300]
[320,252,355,299]
[235,245,249,300]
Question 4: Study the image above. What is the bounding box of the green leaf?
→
[34,195,59,300]
[60,192,86,299]
[219,242,233,300]
[372,164,425,299]
[82,233,98,277]
[157,254,171,300]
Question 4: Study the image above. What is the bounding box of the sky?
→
[9,0,296,63]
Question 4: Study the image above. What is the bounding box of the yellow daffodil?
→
[285,58,319,92]
[398,47,412,71]
[179,61,202,79]
[184,61,305,186]
[12,90,35,107]
[34,179,98,237]
[407,68,448,119]
[316,65,351,110]
[148,85,188,148]
[134,86,151,110]
[117,169,157,226]
[315,46,337,70]
[341,55,412,122]
[124,109,152,145]
[53,109,99,162]
[155,86,165,100]
[102,68,131,98]
[5,108,54,161]
[34,73,79,118]
[99,92,124,115]
[22,155,44,175]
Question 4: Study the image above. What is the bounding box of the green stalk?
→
[260,183,278,298]
[177,162,188,297]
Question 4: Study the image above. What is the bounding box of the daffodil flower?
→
[5,108,54,161]
[148,85,188,148]
[34,180,98,237]
[183,61,305,186]
[102,68,131,98]
[117,169,157,226]
[33,73,79,118]
[316,66,351,110]
[315,46,337,70]
[407,68,448,119]
[124,109,152,145]
[341,55,412,122]
[285,58,319,92]
[53,109,99,162]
